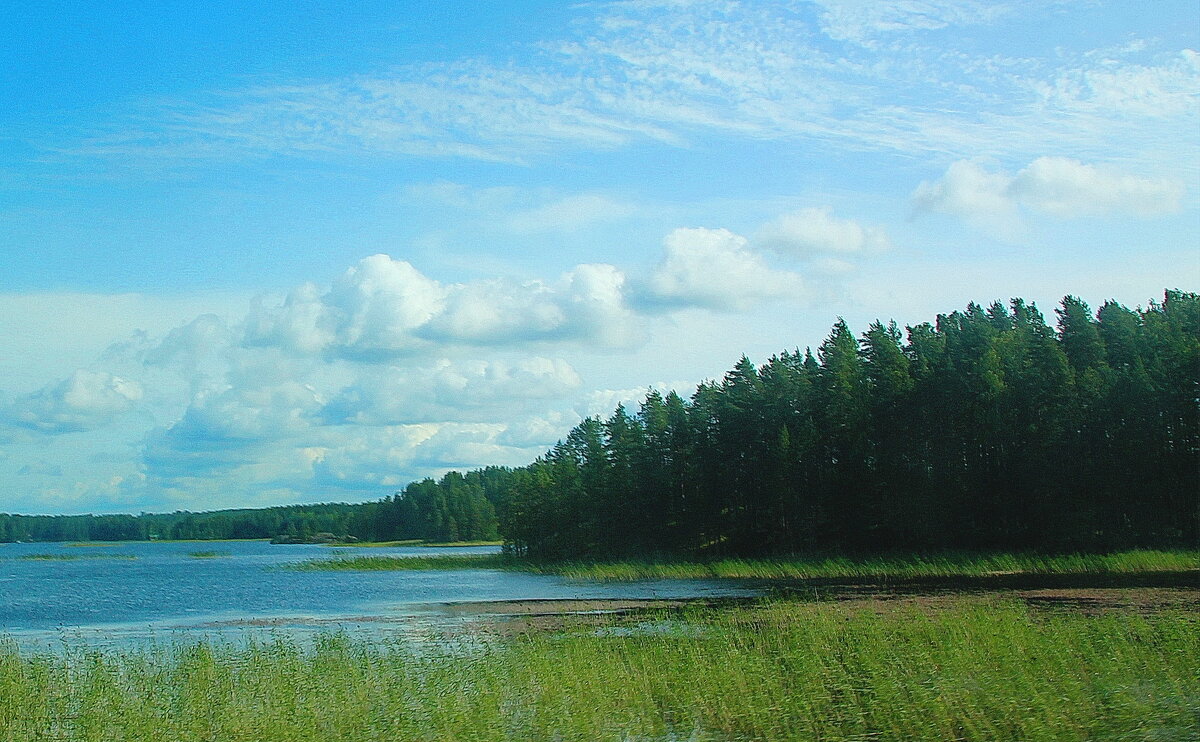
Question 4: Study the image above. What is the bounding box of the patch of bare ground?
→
[443,583,1200,637]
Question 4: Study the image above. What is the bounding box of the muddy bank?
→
[430,583,1200,636]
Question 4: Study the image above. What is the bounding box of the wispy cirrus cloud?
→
[63,1,1198,175]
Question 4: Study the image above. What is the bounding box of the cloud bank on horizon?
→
[0,0,1195,514]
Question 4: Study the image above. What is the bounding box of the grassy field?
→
[289,548,1199,580]
[0,597,1194,741]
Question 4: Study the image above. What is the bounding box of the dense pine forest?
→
[4,292,1196,556]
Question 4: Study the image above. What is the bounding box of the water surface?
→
[0,540,756,649]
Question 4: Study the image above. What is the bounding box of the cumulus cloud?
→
[144,314,235,369]
[246,254,639,358]
[756,207,891,257]
[1007,157,1186,217]
[643,227,802,311]
[4,370,143,434]
[166,381,323,444]
[496,411,579,448]
[321,357,582,426]
[913,157,1184,225]
[310,423,533,491]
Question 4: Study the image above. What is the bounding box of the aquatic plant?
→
[0,599,1193,741]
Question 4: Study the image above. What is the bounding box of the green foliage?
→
[289,553,514,571]
[0,600,1194,741]
[501,291,1199,558]
[289,548,1199,583]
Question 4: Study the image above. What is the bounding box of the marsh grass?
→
[321,539,424,547]
[289,553,511,571]
[324,539,504,548]
[289,548,1199,581]
[0,599,1194,741]
[13,553,136,561]
[186,550,230,559]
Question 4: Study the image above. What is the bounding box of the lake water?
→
[0,540,757,650]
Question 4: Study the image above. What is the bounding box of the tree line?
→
[499,291,1197,557]
[3,292,1195,556]
[0,469,508,544]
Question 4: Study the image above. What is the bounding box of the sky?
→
[0,0,1197,515]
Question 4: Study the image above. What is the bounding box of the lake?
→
[0,540,757,650]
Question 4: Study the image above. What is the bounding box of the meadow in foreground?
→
[0,597,1194,741]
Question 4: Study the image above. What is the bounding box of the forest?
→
[3,291,1196,556]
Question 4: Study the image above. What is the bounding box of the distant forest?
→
[3,291,1196,556]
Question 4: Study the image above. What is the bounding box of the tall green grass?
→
[289,548,1199,580]
[0,599,1194,741]
[11,552,137,561]
[289,553,513,571]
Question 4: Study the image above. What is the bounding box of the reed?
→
[289,548,1199,581]
[0,598,1194,741]
[12,552,137,561]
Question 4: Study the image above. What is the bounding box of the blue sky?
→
[1,0,1196,514]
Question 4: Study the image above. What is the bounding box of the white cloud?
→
[912,160,1019,225]
[1037,48,1200,120]
[72,1,1195,176]
[144,314,234,368]
[912,157,1184,225]
[322,357,582,426]
[4,370,143,434]
[327,255,448,356]
[246,254,639,358]
[420,278,565,345]
[645,227,802,310]
[0,292,250,395]
[813,0,1018,46]
[1008,157,1185,218]
[166,380,323,443]
[496,411,579,448]
[506,193,637,233]
[756,206,891,256]
[310,423,533,491]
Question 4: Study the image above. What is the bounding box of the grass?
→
[323,539,424,547]
[288,553,512,571]
[288,548,1199,580]
[186,550,230,559]
[0,598,1194,741]
[13,552,137,561]
[324,539,504,548]
[64,539,270,546]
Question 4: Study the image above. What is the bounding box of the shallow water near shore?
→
[0,540,759,650]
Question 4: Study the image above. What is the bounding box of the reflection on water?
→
[0,540,758,651]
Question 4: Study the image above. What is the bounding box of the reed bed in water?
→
[289,548,1198,581]
[11,552,136,561]
[0,599,1194,741]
